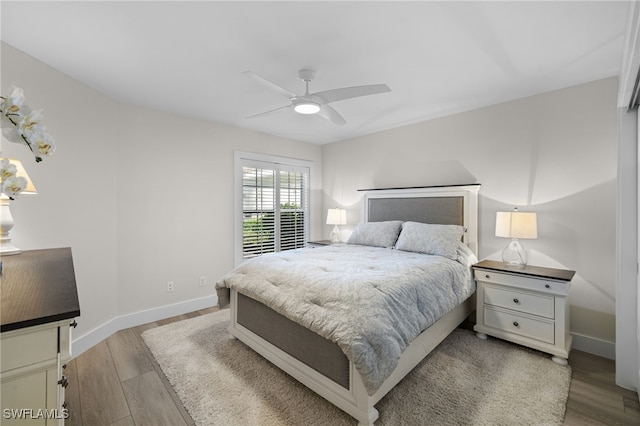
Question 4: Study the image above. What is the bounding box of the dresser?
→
[1,248,80,425]
[472,259,575,365]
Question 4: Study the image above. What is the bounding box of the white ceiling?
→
[1,1,631,144]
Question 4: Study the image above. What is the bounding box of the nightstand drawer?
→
[484,285,554,319]
[474,269,569,296]
[484,307,554,344]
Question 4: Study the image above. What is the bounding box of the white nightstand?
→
[472,260,575,365]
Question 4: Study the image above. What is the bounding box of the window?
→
[235,152,311,265]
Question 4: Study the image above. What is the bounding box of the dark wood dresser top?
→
[1,247,80,332]
[472,259,576,282]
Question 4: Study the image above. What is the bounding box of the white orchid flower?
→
[0,158,17,180]
[1,176,27,199]
[1,123,24,145]
[0,87,28,143]
[0,86,26,119]
[0,86,56,198]
[32,131,56,158]
[17,109,44,139]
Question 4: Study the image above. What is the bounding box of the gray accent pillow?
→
[346,220,403,248]
[395,221,464,260]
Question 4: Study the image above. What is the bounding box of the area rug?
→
[141,309,571,425]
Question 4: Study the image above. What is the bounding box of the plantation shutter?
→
[279,167,308,251]
[242,165,276,258]
[241,159,309,260]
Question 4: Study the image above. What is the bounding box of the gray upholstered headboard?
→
[367,196,464,225]
[359,185,480,255]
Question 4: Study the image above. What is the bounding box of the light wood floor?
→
[64,308,640,426]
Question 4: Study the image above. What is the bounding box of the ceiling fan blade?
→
[313,84,391,104]
[245,104,291,119]
[318,104,346,126]
[244,71,297,98]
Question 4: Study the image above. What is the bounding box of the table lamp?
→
[326,208,346,243]
[495,208,537,267]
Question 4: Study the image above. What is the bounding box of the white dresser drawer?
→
[484,307,554,344]
[484,285,554,319]
[1,369,48,425]
[1,325,58,373]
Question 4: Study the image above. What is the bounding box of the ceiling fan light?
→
[294,102,321,114]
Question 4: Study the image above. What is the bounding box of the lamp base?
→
[0,241,21,255]
[329,225,341,244]
[502,238,527,267]
[0,198,21,255]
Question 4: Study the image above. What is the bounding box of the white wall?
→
[1,43,323,353]
[1,42,119,345]
[115,103,322,317]
[322,78,619,354]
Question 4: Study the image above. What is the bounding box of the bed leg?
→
[356,407,378,426]
[227,324,238,340]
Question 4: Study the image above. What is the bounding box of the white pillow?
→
[395,221,464,260]
[346,220,403,248]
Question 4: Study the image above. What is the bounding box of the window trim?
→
[234,151,313,266]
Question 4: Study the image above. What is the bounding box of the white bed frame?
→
[228,185,480,425]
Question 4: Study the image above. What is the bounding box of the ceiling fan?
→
[244,69,391,126]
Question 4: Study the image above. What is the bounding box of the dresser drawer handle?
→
[513,298,519,304]
[58,377,68,388]
[70,320,78,328]
[513,321,519,327]
[545,284,550,289]
[485,274,490,279]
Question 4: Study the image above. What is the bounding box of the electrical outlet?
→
[199,276,206,287]
[167,281,174,293]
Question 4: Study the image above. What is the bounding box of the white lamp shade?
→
[495,211,537,239]
[326,208,347,225]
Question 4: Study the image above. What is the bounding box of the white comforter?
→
[216,244,476,395]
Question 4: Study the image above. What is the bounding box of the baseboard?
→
[71,295,218,357]
[571,332,615,360]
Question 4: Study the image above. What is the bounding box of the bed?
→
[216,184,480,425]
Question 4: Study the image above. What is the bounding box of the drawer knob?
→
[485,274,490,279]
[513,298,519,304]
[513,321,519,327]
[545,284,550,289]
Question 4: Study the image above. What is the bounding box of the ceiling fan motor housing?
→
[298,69,317,82]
